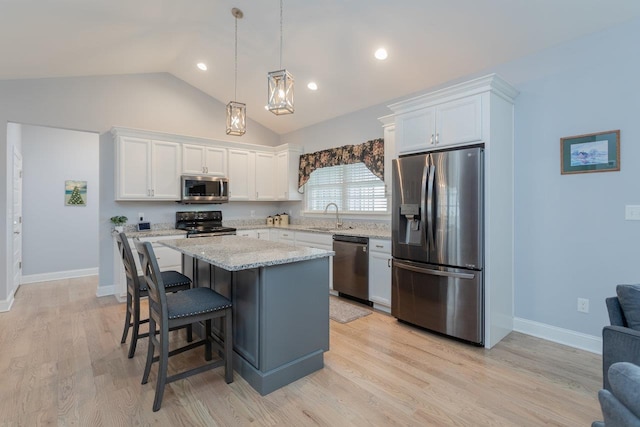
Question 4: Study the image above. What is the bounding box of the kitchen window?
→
[304,162,388,213]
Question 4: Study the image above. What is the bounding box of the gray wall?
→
[499,19,640,336]
[21,125,99,276]
[0,73,282,301]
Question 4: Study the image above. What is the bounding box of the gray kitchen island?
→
[160,235,333,395]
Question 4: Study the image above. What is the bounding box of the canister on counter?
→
[267,216,274,226]
[280,213,289,226]
[273,214,281,226]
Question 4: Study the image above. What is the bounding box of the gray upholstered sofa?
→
[603,296,640,390]
[592,362,640,427]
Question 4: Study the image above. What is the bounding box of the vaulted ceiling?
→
[2,0,640,134]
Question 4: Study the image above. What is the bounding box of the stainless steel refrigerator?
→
[391,146,484,345]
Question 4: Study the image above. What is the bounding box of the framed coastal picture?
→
[65,180,87,206]
[560,130,620,175]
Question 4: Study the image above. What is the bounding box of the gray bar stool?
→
[135,240,233,412]
[116,232,192,358]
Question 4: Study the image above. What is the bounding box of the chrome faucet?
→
[323,202,342,229]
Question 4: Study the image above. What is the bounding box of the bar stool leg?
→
[142,318,156,385]
[152,322,170,412]
[224,308,233,384]
[128,291,142,359]
[120,290,132,344]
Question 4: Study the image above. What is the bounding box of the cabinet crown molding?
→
[110,126,301,154]
[388,73,519,115]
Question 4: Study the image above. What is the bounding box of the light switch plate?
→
[625,205,640,220]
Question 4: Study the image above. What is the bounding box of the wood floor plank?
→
[0,277,603,426]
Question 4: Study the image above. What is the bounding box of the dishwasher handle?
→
[333,235,369,245]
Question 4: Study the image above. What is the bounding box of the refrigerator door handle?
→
[420,163,429,250]
[394,261,476,280]
[426,162,435,251]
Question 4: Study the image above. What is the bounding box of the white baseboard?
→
[21,267,99,284]
[0,291,15,312]
[514,317,602,355]
[96,284,118,298]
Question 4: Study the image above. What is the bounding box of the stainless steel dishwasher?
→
[333,235,370,303]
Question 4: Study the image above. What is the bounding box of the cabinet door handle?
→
[375,244,384,249]
[205,166,209,173]
[388,259,391,268]
[430,134,434,145]
[435,133,439,144]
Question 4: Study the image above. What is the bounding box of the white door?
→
[12,148,22,294]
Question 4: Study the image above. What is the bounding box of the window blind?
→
[305,162,387,213]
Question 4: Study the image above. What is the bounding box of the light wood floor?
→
[0,276,602,426]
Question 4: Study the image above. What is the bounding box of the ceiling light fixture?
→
[267,0,294,115]
[197,62,208,71]
[226,8,246,136]
[307,82,318,91]
[374,47,388,60]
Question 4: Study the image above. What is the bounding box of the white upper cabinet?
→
[115,136,180,200]
[228,149,255,201]
[394,95,481,155]
[112,127,303,203]
[275,149,303,201]
[182,144,227,176]
[436,95,482,148]
[255,152,276,200]
[151,140,182,199]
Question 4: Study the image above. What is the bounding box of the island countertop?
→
[159,235,334,272]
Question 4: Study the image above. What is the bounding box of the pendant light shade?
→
[226,7,246,136]
[226,101,246,136]
[267,69,294,115]
[267,0,294,115]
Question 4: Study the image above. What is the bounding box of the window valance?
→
[298,138,384,188]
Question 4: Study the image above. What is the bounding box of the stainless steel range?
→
[175,211,236,238]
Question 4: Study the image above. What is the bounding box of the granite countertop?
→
[235,224,391,240]
[160,235,334,271]
[111,229,187,238]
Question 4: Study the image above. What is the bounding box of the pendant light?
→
[267,0,294,115]
[226,7,246,136]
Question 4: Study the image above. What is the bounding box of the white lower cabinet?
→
[237,230,257,238]
[276,230,295,245]
[237,229,272,240]
[113,234,183,301]
[255,229,271,240]
[368,238,391,313]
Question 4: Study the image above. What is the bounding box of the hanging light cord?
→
[234,14,238,101]
[279,0,283,69]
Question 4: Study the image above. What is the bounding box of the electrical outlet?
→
[138,212,144,222]
[577,298,589,313]
[625,205,640,220]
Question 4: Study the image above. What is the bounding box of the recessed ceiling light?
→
[307,82,318,91]
[197,62,208,71]
[374,48,388,60]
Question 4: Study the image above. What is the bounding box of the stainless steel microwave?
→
[181,175,229,204]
